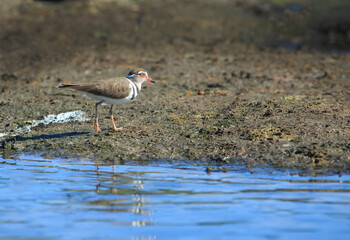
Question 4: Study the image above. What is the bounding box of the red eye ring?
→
[140,73,146,77]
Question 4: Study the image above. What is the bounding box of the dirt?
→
[1,0,350,174]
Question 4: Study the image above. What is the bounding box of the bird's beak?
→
[147,77,155,83]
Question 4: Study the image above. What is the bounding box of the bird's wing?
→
[67,77,131,99]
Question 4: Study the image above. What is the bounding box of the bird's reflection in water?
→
[93,164,152,224]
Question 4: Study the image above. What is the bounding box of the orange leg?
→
[94,101,103,132]
[94,121,100,132]
[110,104,123,131]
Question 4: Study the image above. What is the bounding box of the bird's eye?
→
[140,73,146,77]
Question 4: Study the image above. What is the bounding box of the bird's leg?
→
[94,101,103,132]
[110,104,123,131]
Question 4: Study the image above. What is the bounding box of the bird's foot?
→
[94,122,101,132]
[113,127,124,132]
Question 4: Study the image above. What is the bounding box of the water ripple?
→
[0,154,350,240]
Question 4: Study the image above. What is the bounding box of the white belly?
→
[84,93,133,105]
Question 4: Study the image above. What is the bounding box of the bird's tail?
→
[56,84,79,89]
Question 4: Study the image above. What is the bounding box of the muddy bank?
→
[1,0,350,173]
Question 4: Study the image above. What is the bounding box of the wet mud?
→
[1,0,350,173]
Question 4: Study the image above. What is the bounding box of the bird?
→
[56,68,155,132]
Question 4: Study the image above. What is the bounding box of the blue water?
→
[0,154,349,240]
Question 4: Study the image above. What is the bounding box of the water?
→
[1,154,350,240]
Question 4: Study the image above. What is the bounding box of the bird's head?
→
[126,68,154,84]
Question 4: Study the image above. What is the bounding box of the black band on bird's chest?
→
[130,82,138,100]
